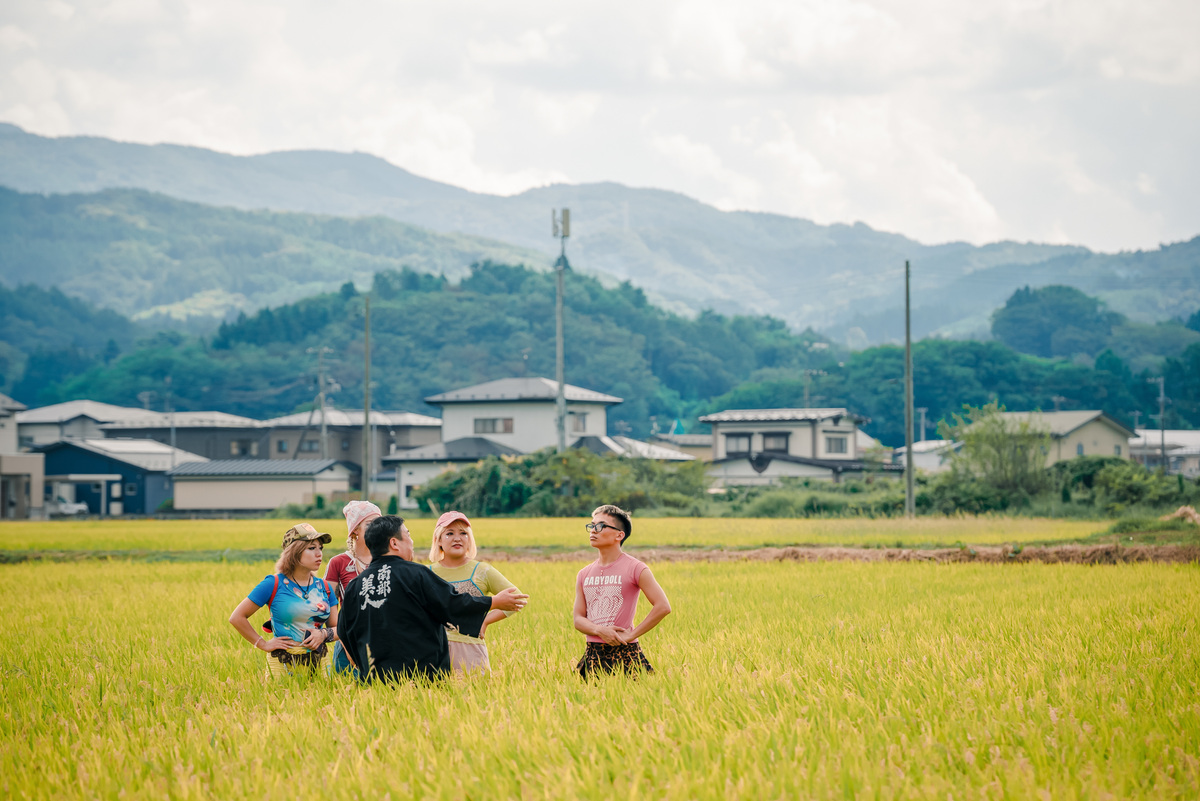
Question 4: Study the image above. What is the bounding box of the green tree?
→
[938,401,1052,497]
[991,285,1122,358]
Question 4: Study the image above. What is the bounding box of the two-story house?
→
[386,377,623,508]
[700,408,903,486]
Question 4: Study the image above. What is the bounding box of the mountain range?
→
[1,122,1197,342]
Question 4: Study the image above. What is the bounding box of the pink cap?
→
[343,500,383,536]
[435,510,471,529]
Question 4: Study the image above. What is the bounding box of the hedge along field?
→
[0,516,1110,553]
[2,559,1198,799]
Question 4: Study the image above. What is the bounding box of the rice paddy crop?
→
[0,515,1109,554]
[2,557,1197,799]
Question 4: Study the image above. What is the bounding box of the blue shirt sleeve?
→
[247,574,277,606]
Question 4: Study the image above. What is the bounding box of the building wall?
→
[0,453,45,518]
[440,402,609,452]
[1050,422,1131,465]
[711,420,859,461]
[174,474,350,511]
[20,418,108,448]
[0,412,18,453]
[102,428,265,460]
[707,458,835,488]
[41,446,159,515]
[393,461,457,509]
[269,425,439,473]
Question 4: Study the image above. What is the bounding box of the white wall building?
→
[426,377,621,453]
[386,377,624,509]
[699,408,903,487]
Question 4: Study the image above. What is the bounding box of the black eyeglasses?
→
[585,522,616,534]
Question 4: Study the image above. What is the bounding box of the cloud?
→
[0,0,1196,250]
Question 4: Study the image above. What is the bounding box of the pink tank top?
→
[576,553,647,643]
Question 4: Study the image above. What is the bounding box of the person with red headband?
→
[428,511,523,674]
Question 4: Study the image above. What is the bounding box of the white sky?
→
[1,0,1197,251]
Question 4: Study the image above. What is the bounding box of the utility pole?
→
[916,407,928,442]
[552,208,570,453]
[904,260,915,518]
[165,376,176,470]
[307,346,334,459]
[362,296,371,501]
[1148,376,1167,472]
[1130,410,1141,430]
[1051,395,1067,412]
[802,369,827,408]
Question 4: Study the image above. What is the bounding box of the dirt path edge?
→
[482,544,1200,565]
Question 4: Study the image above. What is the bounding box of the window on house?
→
[762,433,789,453]
[825,436,848,454]
[1114,444,1122,456]
[1076,443,1084,456]
[277,439,288,453]
[474,418,515,434]
[725,434,751,455]
[570,412,588,433]
[92,483,103,493]
[124,483,137,496]
[299,440,320,453]
[231,439,255,457]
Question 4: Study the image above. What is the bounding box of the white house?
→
[387,437,524,509]
[1131,428,1200,475]
[386,377,624,509]
[425,377,622,453]
[699,408,903,487]
[892,440,960,474]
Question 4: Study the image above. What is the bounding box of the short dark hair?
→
[365,515,405,558]
[593,504,632,544]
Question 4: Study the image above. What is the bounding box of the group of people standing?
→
[228,502,672,681]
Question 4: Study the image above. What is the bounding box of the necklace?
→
[289,574,315,600]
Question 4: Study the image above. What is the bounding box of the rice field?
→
[2,555,1198,799]
[0,515,1110,553]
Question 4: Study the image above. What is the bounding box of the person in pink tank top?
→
[573,504,672,677]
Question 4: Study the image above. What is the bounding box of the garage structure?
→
[169,459,352,512]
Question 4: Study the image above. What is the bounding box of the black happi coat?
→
[339,555,491,681]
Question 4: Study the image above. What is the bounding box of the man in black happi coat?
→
[339,515,528,681]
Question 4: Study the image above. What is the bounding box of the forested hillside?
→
[0,186,549,321]
[11,263,1197,443]
[7,123,1198,342]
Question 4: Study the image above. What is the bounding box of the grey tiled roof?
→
[169,458,340,477]
[699,408,860,424]
[383,437,523,463]
[425,377,622,405]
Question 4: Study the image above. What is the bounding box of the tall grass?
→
[2,559,1197,798]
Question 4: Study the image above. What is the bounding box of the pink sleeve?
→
[631,560,647,586]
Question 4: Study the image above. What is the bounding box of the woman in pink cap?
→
[324,500,381,674]
[428,510,522,674]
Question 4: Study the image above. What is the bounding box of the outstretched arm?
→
[618,569,671,644]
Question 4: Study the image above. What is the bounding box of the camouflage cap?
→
[281,523,333,547]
